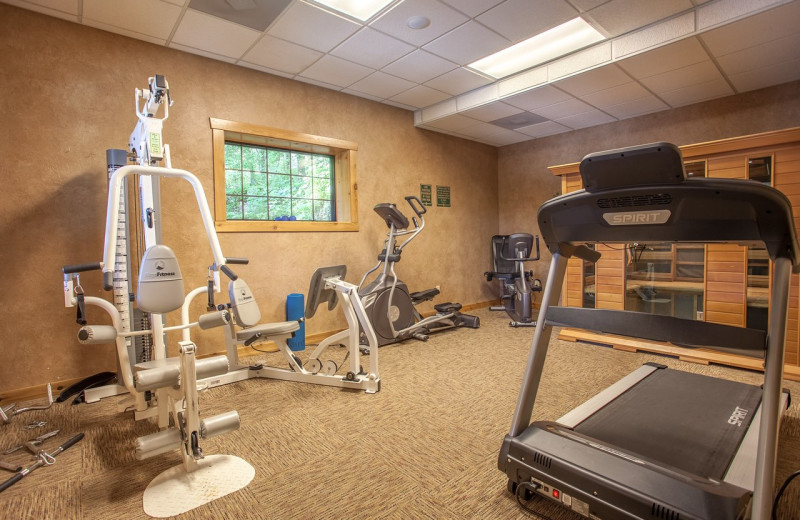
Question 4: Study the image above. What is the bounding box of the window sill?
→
[215,220,359,233]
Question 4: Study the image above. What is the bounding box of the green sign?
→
[420,184,432,206]
[436,185,450,207]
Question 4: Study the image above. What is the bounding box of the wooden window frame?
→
[210,118,359,232]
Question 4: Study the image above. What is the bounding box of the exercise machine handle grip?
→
[225,257,249,265]
[0,473,23,493]
[103,271,113,291]
[220,265,238,281]
[62,263,102,274]
[405,195,426,216]
[56,433,85,454]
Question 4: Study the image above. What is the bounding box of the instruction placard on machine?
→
[420,184,432,206]
[436,185,450,207]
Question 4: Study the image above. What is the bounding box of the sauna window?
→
[625,242,704,321]
[583,244,596,309]
[748,156,772,185]
[684,160,706,178]
[746,246,769,331]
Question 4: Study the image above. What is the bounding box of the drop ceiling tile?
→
[294,75,344,91]
[532,98,595,119]
[341,89,383,102]
[582,81,650,108]
[602,94,668,119]
[82,20,167,46]
[163,0,186,5]
[481,131,531,147]
[382,99,417,111]
[421,97,458,121]
[516,120,571,138]
[172,9,261,58]
[390,85,451,108]
[267,1,360,53]
[169,42,238,63]
[461,101,522,122]
[458,122,530,146]
[702,1,800,55]
[371,0,468,47]
[297,54,374,88]
[728,55,800,93]
[347,71,416,99]
[584,0,693,37]
[618,37,709,79]
[658,77,734,107]
[439,0,503,17]
[554,63,630,96]
[424,67,493,96]
[3,0,78,21]
[570,0,612,11]
[504,84,573,111]
[556,109,616,129]
[331,27,414,69]
[715,32,800,77]
[697,0,799,32]
[382,50,458,84]
[457,84,498,109]
[241,35,323,75]
[639,60,723,94]
[476,0,577,43]
[423,21,510,65]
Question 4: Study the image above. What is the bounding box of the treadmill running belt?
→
[573,368,762,479]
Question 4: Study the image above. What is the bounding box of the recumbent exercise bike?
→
[485,233,542,327]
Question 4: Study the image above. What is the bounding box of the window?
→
[210,118,358,232]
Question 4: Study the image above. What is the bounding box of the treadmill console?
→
[579,142,686,193]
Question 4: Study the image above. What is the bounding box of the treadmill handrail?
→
[546,306,767,358]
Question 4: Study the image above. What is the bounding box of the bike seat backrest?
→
[136,244,185,314]
[229,278,261,327]
[374,203,409,230]
[490,235,529,275]
[506,233,534,260]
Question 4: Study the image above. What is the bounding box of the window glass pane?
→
[748,156,772,185]
[625,242,704,321]
[292,176,313,198]
[242,145,266,172]
[747,246,769,331]
[314,156,332,178]
[292,153,313,176]
[225,170,242,195]
[243,172,267,196]
[313,178,332,200]
[314,200,332,221]
[224,143,241,169]
[226,195,243,220]
[583,244,595,308]
[243,196,269,220]
[292,198,313,220]
[684,160,705,178]
[268,173,291,197]
[269,197,291,220]
[268,149,290,173]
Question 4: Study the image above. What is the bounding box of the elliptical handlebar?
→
[404,195,426,217]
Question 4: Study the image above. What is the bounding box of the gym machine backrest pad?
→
[305,265,347,319]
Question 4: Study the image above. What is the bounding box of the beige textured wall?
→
[498,80,800,282]
[0,5,498,393]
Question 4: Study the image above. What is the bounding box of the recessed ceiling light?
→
[407,15,430,30]
[469,17,605,79]
[312,0,395,21]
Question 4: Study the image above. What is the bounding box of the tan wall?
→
[0,5,499,393]
[498,79,800,282]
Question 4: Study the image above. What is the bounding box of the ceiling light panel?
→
[469,17,604,79]
[311,0,395,21]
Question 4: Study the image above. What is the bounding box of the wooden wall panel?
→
[595,244,625,310]
[708,155,746,178]
[705,244,747,327]
[562,172,585,307]
[775,147,800,365]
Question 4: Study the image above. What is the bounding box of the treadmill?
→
[498,142,799,520]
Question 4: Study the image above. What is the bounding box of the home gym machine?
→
[498,142,797,520]
[484,233,542,327]
[62,75,253,516]
[358,195,479,347]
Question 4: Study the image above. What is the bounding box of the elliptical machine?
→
[358,196,479,347]
[485,233,542,327]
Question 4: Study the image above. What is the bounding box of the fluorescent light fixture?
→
[312,0,395,21]
[470,17,604,79]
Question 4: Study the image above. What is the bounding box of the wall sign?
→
[436,185,450,207]
[420,184,432,206]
